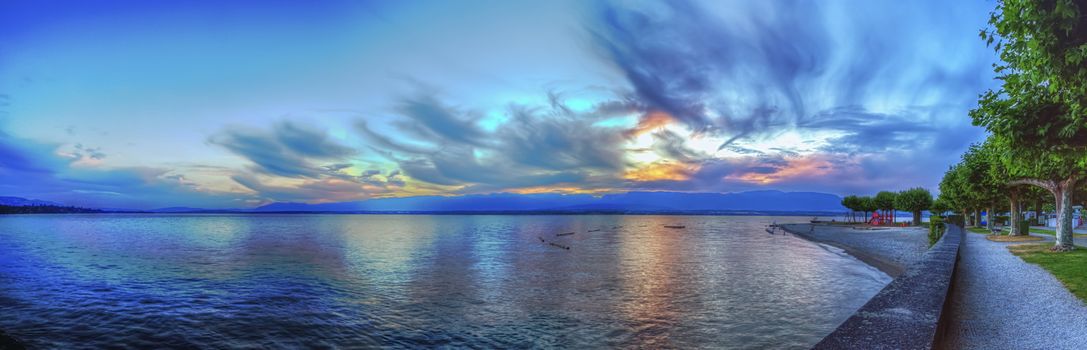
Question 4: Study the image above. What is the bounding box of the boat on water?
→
[663,225,685,229]
[587,229,601,232]
[556,232,575,236]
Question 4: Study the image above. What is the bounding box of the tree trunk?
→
[1034,199,1041,226]
[1009,177,1076,251]
[1054,180,1075,251]
[1009,189,1024,235]
[913,210,921,226]
[973,209,981,228]
[986,206,994,231]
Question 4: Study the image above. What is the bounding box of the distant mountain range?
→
[0,196,61,207]
[1,191,849,214]
[243,190,846,213]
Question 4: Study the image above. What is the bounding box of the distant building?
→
[1045,205,1084,228]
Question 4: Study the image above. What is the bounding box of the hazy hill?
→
[0,196,61,207]
[252,190,846,213]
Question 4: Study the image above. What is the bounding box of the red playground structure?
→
[868,211,884,226]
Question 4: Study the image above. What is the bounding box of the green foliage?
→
[896,187,933,226]
[929,216,946,246]
[973,0,1087,182]
[964,141,1007,207]
[896,188,933,213]
[840,195,854,210]
[939,163,972,212]
[992,215,1011,226]
[858,196,877,213]
[874,191,898,211]
[931,196,951,216]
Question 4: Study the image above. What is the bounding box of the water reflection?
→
[0,215,890,349]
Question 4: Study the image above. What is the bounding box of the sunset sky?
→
[0,0,999,209]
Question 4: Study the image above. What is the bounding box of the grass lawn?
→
[967,227,991,234]
[1008,243,1087,303]
[1029,227,1087,238]
[987,235,1044,242]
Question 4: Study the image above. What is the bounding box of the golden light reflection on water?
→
[0,214,892,349]
[616,216,686,348]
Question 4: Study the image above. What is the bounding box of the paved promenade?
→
[940,231,1087,349]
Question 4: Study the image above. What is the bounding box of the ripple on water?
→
[0,214,890,349]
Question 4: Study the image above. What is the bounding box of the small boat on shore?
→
[663,225,685,229]
[556,232,575,236]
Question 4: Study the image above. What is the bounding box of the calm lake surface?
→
[0,214,890,349]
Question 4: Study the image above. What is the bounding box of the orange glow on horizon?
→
[728,156,834,184]
[506,186,615,195]
[623,161,695,182]
[624,111,674,137]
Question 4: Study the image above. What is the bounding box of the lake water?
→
[0,214,890,349]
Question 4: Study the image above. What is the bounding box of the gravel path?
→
[940,232,1087,349]
[778,224,929,277]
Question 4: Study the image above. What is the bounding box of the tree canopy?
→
[971,0,1087,249]
[874,191,897,211]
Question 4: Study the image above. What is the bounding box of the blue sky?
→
[0,0,999,209]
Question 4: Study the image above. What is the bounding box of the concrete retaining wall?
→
[812,224,963,350]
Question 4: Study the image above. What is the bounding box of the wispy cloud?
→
[209,121,355,178]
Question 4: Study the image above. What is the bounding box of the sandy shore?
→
[779,223,929,278]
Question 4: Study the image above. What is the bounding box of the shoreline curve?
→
[779,224,907,278]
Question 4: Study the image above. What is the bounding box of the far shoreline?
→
[2,210,848,216]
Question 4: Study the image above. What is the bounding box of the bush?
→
[929,216,946,246]
[992,215,1010,226]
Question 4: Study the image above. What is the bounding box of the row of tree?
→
[937,0,1087,251]
[0,205,102,214]
[841,188,934,226]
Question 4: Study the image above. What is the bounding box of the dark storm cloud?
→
[592,0,825,134]
[497,105,626,171]
[356,94,626,190]
[799,105,985,155]
[582,0,996,194]
[590,0,994,152]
